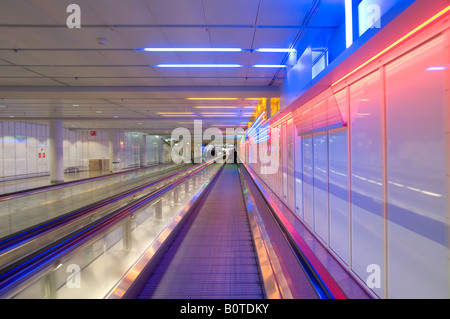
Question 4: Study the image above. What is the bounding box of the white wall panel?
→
[281,122,288,204]
[313,132,329,243]
[302,135,314,227]
[15,122,27,175]
[294,126,303,219]
[27,124,37,175]
[350,70,384,297]
[287,119,295,211]
[385,34,449,298]
[328,128,350,265]
[3,122,15,177]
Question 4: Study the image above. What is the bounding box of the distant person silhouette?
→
[234,149,238,164]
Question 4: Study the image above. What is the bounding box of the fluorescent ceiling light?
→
[160,115,196,117]
[139,48,242,52]
[426,66,447,71]
[252,64,287,68]
[154,64,242,68]
[345,0,353,49]
[256,48,296,53]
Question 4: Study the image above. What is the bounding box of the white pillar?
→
[140,134,147,167]
[109,131,120,172]
[49,120,64,183]
[158,138,164,164]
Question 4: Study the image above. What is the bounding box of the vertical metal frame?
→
[345,85,353,272]
[444,28,450,297]
[380,65,389,299]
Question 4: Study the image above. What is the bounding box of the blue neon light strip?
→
[136,48,296,53]
[151,64,286,68]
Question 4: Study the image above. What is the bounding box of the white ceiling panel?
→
[207,28,255,49]
[57,77,171,87]
[81,0,158,25]
[160,28,212,48]
[24,66,158,78]
[0,0,340,132]
[251,28,302,50]
[143,0,206,24]
[202,0,260,25]
[257,0,315,25]
[0,77,65,86]
[0,0,64,24]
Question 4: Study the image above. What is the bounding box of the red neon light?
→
[269,112,292,128]
[242,162,348,299]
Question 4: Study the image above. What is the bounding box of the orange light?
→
[332,5,450,87]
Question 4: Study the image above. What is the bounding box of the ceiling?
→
[0,0,345,136]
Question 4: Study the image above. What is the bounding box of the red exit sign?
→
[90,131,97,136]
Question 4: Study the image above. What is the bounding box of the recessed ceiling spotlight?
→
[72,104,80,107]
[97,38,107,46]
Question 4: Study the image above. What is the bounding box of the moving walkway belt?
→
[137,164,265,299]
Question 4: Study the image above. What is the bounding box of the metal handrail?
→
[0,162,175,201]
[0,161,217,298]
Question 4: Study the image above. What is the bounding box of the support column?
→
[266,98,272,120]
[109,131,120,172]
[49,120,64,184]
[140,134,147,167]
[158,138,164,164]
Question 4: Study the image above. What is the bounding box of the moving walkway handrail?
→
[0,163,202,254]
[240,162,347,299]
[0,162,175,201]
[237,164,293,299]
[0,161,216,298]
